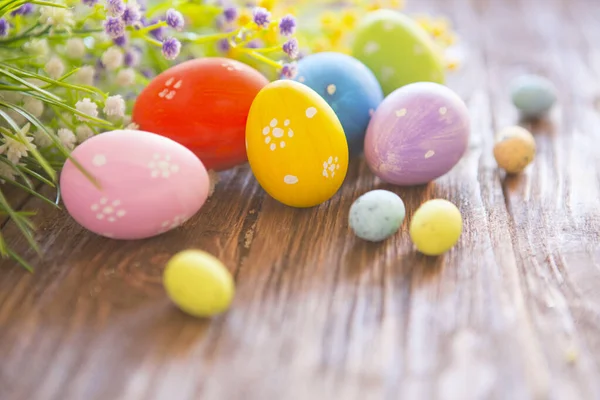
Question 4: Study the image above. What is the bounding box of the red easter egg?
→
[132,57,270,171]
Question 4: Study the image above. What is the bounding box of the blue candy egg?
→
[295,52,384,155]
[349,190,405,242]
[510,74,557,118]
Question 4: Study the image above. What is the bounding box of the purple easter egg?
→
[364,82,470,185]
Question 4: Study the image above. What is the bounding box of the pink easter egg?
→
[364,82,470,186]
[60,129,209,240]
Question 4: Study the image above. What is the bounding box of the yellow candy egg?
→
[246,80,349,208]
[163,250,234,317]
[493,126,536,174]
[409,199,462,256]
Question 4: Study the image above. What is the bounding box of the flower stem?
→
[241,50,282,70]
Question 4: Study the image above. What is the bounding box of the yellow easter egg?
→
[246,80,349,208]
[409,199,462,256]
[163,250,234,318]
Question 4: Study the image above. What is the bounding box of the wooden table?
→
[2,0,600,398]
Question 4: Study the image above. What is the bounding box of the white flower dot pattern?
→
[148,154,180,178]
[322,156,340,178]
[159,215,188,232]
[263,118,294,151]
[90,198,126,222]
[158,77,183,100]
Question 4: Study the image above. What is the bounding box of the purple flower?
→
[280,63,297,79]
[165,8,184,31]
[252,7,270,28]
[282,38,299,59]
[279,15,296,36]
[0,19,8,38]
[147,18,165,40]
[113,35,127,47]
[223,7,238,23]
[124,49,140,67]
[11,3,34,15]
[247,39,263,49]
[106,0,125,16]
[122,3,141,26]
[162,37,181,60]
[217,38,230,53]
[141,68,153,78]
[103,17,125,39]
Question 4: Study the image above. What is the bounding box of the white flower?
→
[101,47,123,71]
[75,65,95,86]
[116,68,136,87]
[75,98,98,121]
[58,128,76,150]
[66,38,86,59]
[125,122,139,130]
[0,134,35,164]
[33,129,53,148]
[75,125,94,143]
[23,39,49,57]
[0,162,17,184]
[44,56,65,79]
[23,97,44,118]
[39,7,75,31]
[103,95,125,118]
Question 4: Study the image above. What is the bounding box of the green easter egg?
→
[352,10,445,95]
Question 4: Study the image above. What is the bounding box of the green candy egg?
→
[351,10,445,95]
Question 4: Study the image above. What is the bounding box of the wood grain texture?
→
[1,0,600,399]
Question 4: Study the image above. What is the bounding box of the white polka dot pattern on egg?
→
[322,156,340,178]
[93,154,106,166]
[263,118,293,151]
[159,214,188,232]
[395,108,407,117]
[91,198,126,222]
[364,41,380,55]
[158,77,183,100]
[284,175,298,184]
[305,107,317,118]
[148,154,179,178]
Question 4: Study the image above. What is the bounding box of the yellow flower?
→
[388,0,405,9]
[238,10,252,26]
[313,37,330,53]
[263,22,279,46]
[320,11,338,30]
[258,0,277,11]
[367,1,382,11]
[341,10,358,29]
[327,27,344,46]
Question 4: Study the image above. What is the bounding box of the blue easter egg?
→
[510,74,557,118]
[295,52,384,155]
[349,190,405,242]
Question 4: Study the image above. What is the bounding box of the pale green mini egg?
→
[351,10,445,96]
[349,190,406,242]
[510,74,557,118]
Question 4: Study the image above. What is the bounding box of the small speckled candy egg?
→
[365,82,470,186]
[352,10,445,96]
[246,80,349,208]
[295,52,384,155]
[133,57,269,171]
[510,74,557,118]
[60,129,209,239]
[409,199,462,256]
[163,250,234,318]
[493,126,536,174]
[349,190,406,242]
